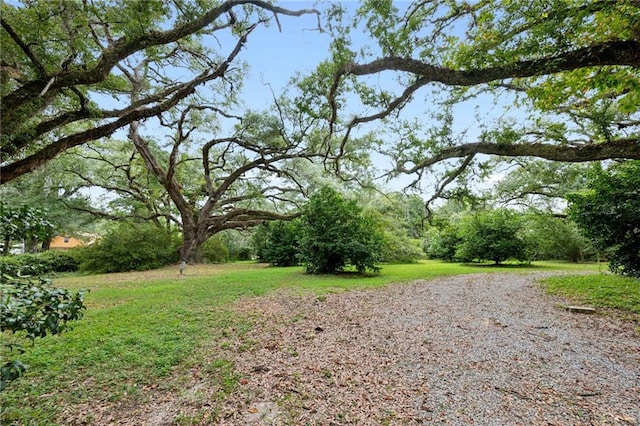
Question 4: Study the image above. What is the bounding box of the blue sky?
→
[217,0,513,192]
[230,1,333,112]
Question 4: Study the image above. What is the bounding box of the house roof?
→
[49,235,84,249]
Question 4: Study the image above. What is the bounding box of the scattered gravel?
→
[219,273,640,425]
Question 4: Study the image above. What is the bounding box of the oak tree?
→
[323,0,640,205]
[0,0,319,183]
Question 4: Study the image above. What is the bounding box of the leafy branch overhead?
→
[0,0,321,183]
[325,0,640,195]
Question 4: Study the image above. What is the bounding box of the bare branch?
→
[423,155,475,220]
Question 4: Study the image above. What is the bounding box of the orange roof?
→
[49,236,84,249]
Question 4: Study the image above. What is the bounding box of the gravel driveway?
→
[219,273,640,425]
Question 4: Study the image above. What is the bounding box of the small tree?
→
[456,209,528,265]
[424,225,462,262]
[568,161,640,277]
[299,187,383,274]
[262,220,301,267]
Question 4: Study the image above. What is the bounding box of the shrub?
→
[456,209,528,264]
[1,273,86,390]
[37,250,80,272]
[299,187,383,274]
[201,235,229,264]
[0,251,80,276]
[262,220,301,266]
[568,161,640,277]
[424,225,462,262]
[522,214,596,262]
[380,235,424,263]
[364,209,423,264]
[78,222,179,273]
[0,256,28,277]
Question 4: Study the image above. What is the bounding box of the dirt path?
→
[216,273,640,425]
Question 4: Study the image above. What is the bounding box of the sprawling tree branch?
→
[397,139,640,174]
[1,1,319,116]
[0,1,320,184]
[324,0,639,196]
[329,40,640,131]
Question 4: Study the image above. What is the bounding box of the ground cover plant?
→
[0,260,603,424]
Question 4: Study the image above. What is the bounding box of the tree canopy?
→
[568,160,640,277]
[321,0,639,204]
[3,0,640,267]
[0,0,320,183]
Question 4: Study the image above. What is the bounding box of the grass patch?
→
[542,273,640,320]
[1,260,600,424]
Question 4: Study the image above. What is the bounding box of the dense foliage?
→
[0,251,79,276]
[425,208,599,264]
[261,220,301,267]
[200,235,230,264]
[1,1,321,184]
[299,187,383,274]
[568,161,640,277]
[0,202,54,255]
[323,0,639,210]
[0,273,86,390]
[425,225,462,263]
[456,209,528,264]
[0,161,97,245]
[424,209,530,264]
[77,222,179,273]
[522,214,596,262]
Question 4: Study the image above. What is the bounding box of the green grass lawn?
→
[542,273,640,318]
[0,260,608,424]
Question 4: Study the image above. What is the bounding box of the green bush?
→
[424,225,462,262]
[522,214,596,262]
[0,256,28,277]
[299,187,383,274]
[37,250,80,272]
[380,234,423,263]
[363,209,423,264]
[1,273,86,390]
[0,251,80,276]
[200,235,229,263]
[77,222,179,273]
[456,209,529,264]
[263,220,301,266]
[568,161,640,277]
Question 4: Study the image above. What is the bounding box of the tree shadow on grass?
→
[461,261,597,270]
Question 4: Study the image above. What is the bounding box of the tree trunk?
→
[25,238,38,253]
[181,225,209,264]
